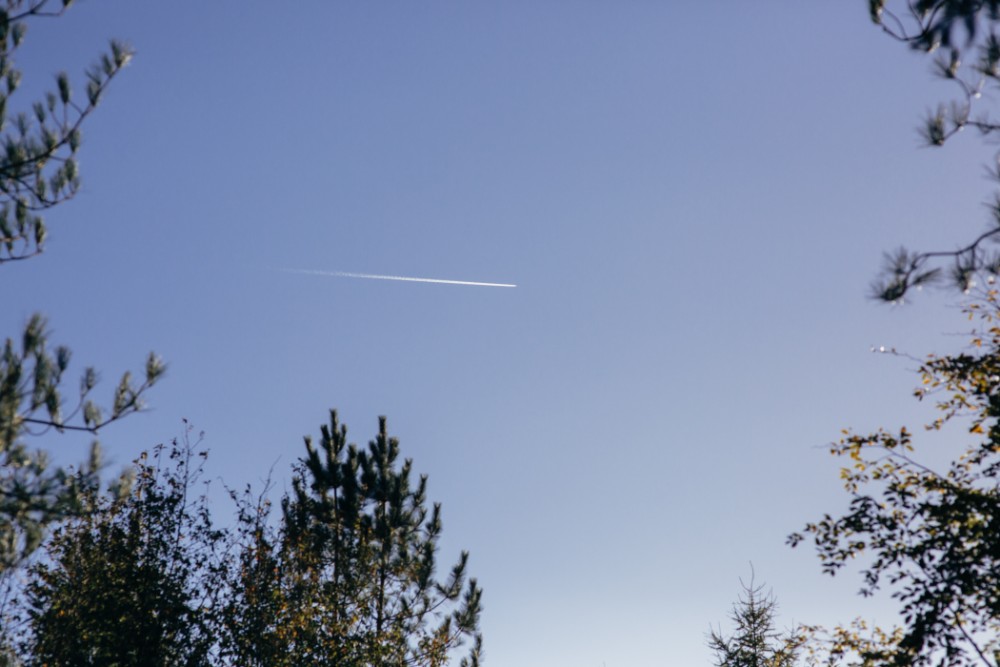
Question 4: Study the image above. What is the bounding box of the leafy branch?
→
[790,293,1000,667]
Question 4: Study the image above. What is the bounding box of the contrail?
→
[278,268,516,288]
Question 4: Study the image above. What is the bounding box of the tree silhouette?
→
[709,573,803,667]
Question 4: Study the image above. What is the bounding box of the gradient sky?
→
[3,2,995,665]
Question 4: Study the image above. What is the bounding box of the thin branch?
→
[951,603,997,667]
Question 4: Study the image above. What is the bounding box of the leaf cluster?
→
[800,620,906,667]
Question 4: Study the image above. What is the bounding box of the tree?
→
[865,2,1000,301]
[789,292,1000,667]
[219,410,483,667]
[709,574,804,667]
[20,431,223,667]
[0,1,163,572]
[2,411,483,666]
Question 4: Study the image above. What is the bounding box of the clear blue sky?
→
[3,2,994,664]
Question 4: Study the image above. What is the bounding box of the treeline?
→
[2,1,1000,666]
[0,411,482,667]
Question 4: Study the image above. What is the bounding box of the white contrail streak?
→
[278,268,517,288]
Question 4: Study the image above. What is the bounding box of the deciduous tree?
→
[22,431,223,667]
[790,293,1000,667]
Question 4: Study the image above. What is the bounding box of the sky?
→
[3,2,997,665]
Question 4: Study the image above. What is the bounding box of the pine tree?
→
[219,410,483,667]
[0,1,163,573]
[709,575,803,667]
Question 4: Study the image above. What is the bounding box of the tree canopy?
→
[5,411,483,667]
[221,411,483,667]
[22,432,222,666]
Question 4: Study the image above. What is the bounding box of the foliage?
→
[0,1,132,265]
[866,2,1000,301]
[0,1,163,572]
[219,410,483,667]
[709,574,805,667]
[790,292,1000,667]
[0,412,483,666]
[800,620,906,667]
[20,430,224,667]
